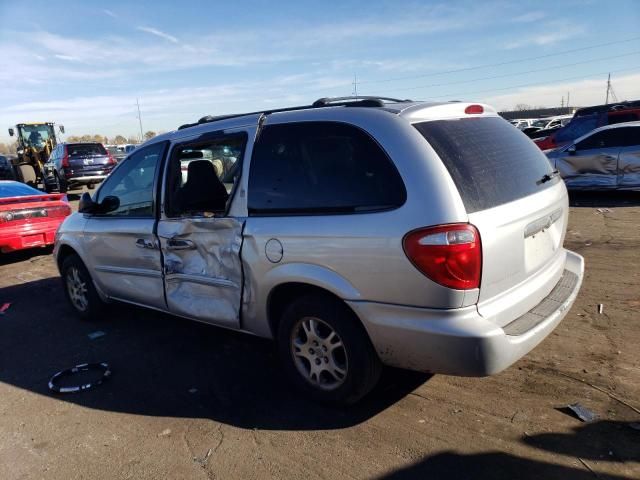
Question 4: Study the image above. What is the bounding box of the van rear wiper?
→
[537,169,560,185]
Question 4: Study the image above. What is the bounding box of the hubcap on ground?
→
[291,316,348,391]
[66,267,88,312]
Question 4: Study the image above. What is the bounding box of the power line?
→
[358,35,640,85]
[400,66,640,101]
[368,51,640,94]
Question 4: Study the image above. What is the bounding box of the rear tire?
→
[55,172,68,193]
[277,294,382,405]
[61,254,105,320]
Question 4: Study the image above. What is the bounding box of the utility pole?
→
[566,91,570,109]
[561,96,564,108]
[605,73,611,105]
[352,73,359,98]
[136,98,144,142]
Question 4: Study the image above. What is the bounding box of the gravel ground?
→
[0,189,638,480]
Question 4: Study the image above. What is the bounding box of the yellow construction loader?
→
[8,122,64,186]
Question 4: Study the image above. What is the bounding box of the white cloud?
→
[512,11,546,23]
[54,54,80,62]
[482,72,640,111]
[103,9,116,18]
[137,26,179,44]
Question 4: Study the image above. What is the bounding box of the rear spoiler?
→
[0,193,66,206]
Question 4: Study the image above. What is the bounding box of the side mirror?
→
[100,195,120,213]
[8,128,14,137]
[78,192,96,213]
[59,125,65,134]
[567,145,576,155]
[78,193,120,214]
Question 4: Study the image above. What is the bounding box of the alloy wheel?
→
[290,316,348,391]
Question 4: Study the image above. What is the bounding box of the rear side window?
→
[414,117,557,213]
[248,122,406,214]
[555,115,600,143]
[67,144,107,157]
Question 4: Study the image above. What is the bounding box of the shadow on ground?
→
[569,190,640,208]
[0,277,430,431]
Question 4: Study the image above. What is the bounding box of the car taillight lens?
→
[403,224,482,290]
[61,150,70,168]
[107,152,116,165]
[0,205,71,223]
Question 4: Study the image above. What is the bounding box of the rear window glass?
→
[0,181,43,198]
[249,122,406,214]
[414,117,558,213]
[67,144,107,157]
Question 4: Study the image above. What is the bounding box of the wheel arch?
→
[266,282,367,340]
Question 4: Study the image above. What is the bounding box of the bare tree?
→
[144,131,156,141]
[514,103,532,111]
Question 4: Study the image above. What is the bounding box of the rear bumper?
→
[65,175,108,186]
[0,222,60,253]
[348,250,584,376]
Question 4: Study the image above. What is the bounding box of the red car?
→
[0,181,71,253]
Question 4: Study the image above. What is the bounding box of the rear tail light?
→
[403,224,482,290]
[107,152,116,165]
[464,104,484,114]
[0,205,71,223]
[61,149,70,168]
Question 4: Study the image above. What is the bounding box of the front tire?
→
[277,294,381,405]
[61,254,105,320]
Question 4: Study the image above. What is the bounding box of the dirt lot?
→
[0,190,638,480]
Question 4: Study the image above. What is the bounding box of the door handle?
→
[136,238,156,249]
[167,238,196,250]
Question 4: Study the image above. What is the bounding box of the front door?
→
[82,142,167,309]
[556,129,620,189]
[157,131,248,328]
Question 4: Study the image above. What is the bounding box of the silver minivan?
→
[54,97,584,404]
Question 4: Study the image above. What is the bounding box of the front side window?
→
[95,142,166,217]
[576,129,624,150]
[165,134,246,216]
[248,122,406,215]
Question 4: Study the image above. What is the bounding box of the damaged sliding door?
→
[157,217,244,328]
[157,131,248,328]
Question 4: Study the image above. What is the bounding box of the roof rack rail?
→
[177,96,412,130]
[312,96,411,107]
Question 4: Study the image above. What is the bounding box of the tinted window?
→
[414,117,557,213]
[576,130,619,150]
[67,143,107,157]
[249,122,405,214]
[608,112,640,125]
[555,115,600,143]
[95,142,165,217]
[618,126,640,147]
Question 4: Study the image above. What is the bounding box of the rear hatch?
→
[67,143,111,173]
[414,115,568,326]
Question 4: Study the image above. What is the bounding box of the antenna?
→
[136,98,144,142]
[605,73,611,104]
[352,73,359,98]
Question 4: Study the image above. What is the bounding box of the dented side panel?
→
[554,148,619,189]
[157,217,244,328]
[617,146,640,188]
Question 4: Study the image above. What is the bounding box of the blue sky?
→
[1,0,639,142]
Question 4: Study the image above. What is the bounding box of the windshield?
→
[19,125,54,148]
[532,119,549,128]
